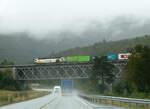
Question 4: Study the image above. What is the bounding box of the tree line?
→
[0,60,29,91]
[90,44,150,98]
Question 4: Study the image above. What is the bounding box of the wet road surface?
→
[0,94,125,109]
[43,96,93,109]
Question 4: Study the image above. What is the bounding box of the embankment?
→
[0,90,49,106]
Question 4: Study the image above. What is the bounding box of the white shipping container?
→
[118,53,131,60]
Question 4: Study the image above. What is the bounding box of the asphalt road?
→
[0,93,124,109]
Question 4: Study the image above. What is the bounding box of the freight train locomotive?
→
[34,57,65,64]
[34,53,131,64]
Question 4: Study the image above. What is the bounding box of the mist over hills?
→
[0,32,94,64]
[1,17,150,64]
[52,35,150,57]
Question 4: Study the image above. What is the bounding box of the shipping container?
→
[90,55,101,61]
[78,56,90,62]
[105,54,118,61]
[118,53,131,60]
[66,56,90,62]
[61,80,73,95]
[66,56,78,62]
[90,55,108,61]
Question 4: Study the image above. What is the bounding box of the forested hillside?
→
[0,32,98,64]
[1,18,150,64]
[1,32,150,64]
[52,35,150,56]
[1,17,150,64]
[0,33,49,64]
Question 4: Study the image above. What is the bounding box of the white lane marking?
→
[75,96,93,109]
[41,96,62,109]
[40,97,57,109]
[50,97,62,109]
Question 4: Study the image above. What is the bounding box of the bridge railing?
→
[79,93,150,109]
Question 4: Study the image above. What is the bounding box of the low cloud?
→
[0,0,150,38]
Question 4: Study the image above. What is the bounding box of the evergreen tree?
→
[91,56,116,93]
[125,45,150,92]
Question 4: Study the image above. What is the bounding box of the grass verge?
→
[0,90,49,106]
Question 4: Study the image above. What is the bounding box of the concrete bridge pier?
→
[12,67,16,79]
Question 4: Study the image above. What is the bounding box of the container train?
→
[34,53,131,64]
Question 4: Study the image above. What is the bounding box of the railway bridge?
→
[0,61,127,80]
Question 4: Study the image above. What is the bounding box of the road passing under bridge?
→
[0,61,127,80]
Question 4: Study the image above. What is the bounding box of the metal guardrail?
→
[79,94,150,109]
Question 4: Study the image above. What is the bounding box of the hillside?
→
[0,33,90,64]
[1,16,150,64]
[1,33,150,64]
[52,35,150,57]
[0,32,104,64]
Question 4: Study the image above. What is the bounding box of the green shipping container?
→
[67,56,90,62]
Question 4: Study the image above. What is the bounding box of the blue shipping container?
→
[105,54,118,60]
[61,80,73,94]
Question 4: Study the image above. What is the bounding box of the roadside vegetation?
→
[0,60,30,91]
[74,44,150,109]
[90,56,116,94]
[0,60,50,106]
[0,90,49,106]
[74,57,117,95]
[112,44,150,99]
[0,69,29,91]
[75,44,150,100]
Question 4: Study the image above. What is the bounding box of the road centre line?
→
[40,97,57,109]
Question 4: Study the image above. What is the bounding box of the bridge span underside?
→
[14,63,93,80]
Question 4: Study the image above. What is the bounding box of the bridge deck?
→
[0,61,127,80]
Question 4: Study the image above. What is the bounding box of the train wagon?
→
[104,54,118,61]
[90,54,118,61]
[118,53,131,60]
[66,56,90,62]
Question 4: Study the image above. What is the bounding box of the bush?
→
[9,96,13,103]
[0,96,9,102]
[113,82,125,95]
[104,89,110,95]
[0,69,30,91]
[130,92,150,99]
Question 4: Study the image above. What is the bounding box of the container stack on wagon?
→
[105,54,118,61]
[66,56,90,62]
[90,54,118,61]
[118,53,131,60]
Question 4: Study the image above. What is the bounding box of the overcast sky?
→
[0,0,150,36]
